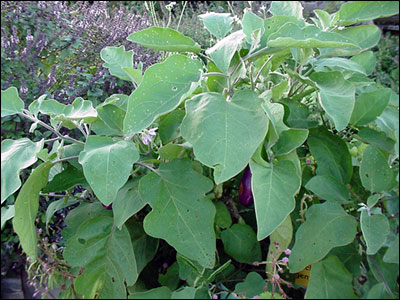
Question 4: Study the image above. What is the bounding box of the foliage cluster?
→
[1,1,399,299]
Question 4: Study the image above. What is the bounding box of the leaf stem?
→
[52,155,80,164]
[135,161,160,175]
[253,56,273,86]
[176,1,187,31]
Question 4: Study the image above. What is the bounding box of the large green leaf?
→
[199,12,233,39]
[269,1,303,19]
[139,159,215,268]
[268,23,359,49]
[172,287,197,299]
[125,221,159,274]
[64,215,138,299]
[129,287,172,299]
[312,57,366,75]
[234,272,266,298]
[78,136,139,205]
[113,179,147,230]
[310,71,355,131]
[361,210,390,255]
[350,88,391,126]
[272,129,308,156]
[289,202,357,273]
[205,30,246,73]
[307,127,353,184]
[96,102,126,134]
[350,51,376,75]
[123,55,202,135]
[305,175,350,203]
[305,255,357,299]
[355,127,396,154]
[320,25,381,57]
[1,138,44,203]
[12,161,53,260]
[383,234,399,264]
[360,145,393,193]
[242,10,265,45]
[128,27,201,53]
[181,90,269,184]
[250,159,301,241]
[1,87,24,117]
[376,106,399,157]
[100,46,133,81]
[337,1,399,26]
[221,224,261,264]
[42,164,87,193]
[279,98,318,129]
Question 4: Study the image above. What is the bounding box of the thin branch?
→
[254,56,273,85]
[176,1,187,31]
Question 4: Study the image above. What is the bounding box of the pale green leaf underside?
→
[289,202,357,273]
[360,145,393,193]
[1,205,15,230]
[199,12,233,39]
[79,136,139,205]
[123,54,202,135]
[270,1,303,19]
[338,1,399,26]
[361,210,390,255]
[64,215,137,299]
[312,57,366,74]
[139,159,215,268]
[1,138,43,203]
[100,45,133,81]
[250,159,300,241]
[12,161,53,260]
[206,30,246,73]
[128,27,201,53]
[1,87,24,117]
[311,71,355,131]
[53,97,98,124]
[268,23,359,49]
[305,255,357,299]
[181,90,269,184]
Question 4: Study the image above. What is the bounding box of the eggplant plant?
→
[1,1,399,299]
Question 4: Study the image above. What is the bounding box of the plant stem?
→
[20,112,85,145]
[254,56,273,86]
[176,1,187,31]
[52,155,80,164]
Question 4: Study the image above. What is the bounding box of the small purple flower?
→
[282,257,289,264]
[212,294,218,299]
[162,262,168,269]
[141,127,157,145]
[273,274,280,281]
[252,296,259,299]
[284,248,291,255]
[306,158,311,164]
[51,244,57,250]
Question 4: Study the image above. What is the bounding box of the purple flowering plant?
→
[1,1,399,299]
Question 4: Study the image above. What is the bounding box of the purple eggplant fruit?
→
[239,165,253,206]
[102,203,113,210]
